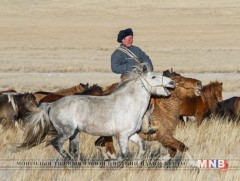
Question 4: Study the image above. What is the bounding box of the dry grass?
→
[1,0,240,180]
[0,118,239,180]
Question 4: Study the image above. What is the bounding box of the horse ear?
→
[142,64,149,73]
[163,70,171,77]
[80,83,89,88]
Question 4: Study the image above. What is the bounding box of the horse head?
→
[171,76,202,98]
[17,93,38,117]
[163,68,181,78]
[89,84,103,96]
[196,81,223,114]
[211,81,223,102]
[77,84,103,96]
[79,83,89,90]
[163,69,202,97]
[135,64,176,97]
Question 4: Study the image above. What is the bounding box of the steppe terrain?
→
[0,0,240,180]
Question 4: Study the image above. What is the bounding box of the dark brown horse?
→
[0,93,37,130]
[179,81,223,126]
[94,70,203,166]
[34,83,90,104]
[214,96,240,121]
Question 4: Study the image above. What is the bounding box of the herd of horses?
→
[0,64,239,167]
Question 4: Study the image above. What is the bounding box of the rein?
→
[117,46,141,63]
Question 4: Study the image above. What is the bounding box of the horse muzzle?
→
[166,80,176,89]
[151,80,175,96]
[194,82,203,96]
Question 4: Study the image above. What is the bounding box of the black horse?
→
[215,96,240,121]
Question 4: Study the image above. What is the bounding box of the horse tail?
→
[18,103,53,150]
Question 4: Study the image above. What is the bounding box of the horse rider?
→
[110,28,157,134]
[111,28,153,79]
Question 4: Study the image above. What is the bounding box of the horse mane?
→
[116,63,150,91]
[163,68,181,78]
[201,81,222,112]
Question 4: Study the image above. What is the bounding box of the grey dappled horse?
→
[19,63,175,160]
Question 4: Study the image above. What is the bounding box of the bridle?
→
[139,74,167,95]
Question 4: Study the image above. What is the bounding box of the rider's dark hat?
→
[117,28,133,43]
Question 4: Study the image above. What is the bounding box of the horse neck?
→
[201,86,218,112]
[113,79,151,105]
[152,97,180,130]
[171,86,188,101]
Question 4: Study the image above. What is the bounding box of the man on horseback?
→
[111,28,156,134]
[111,28,153,78]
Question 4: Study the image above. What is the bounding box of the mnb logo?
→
[198,160,228,171]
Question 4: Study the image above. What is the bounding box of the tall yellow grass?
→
[0,118,239,180]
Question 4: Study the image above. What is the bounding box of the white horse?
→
[19,63,175,160]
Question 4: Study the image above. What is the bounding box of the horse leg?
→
[196,111,204,127]
[95,136,117,160]
[129,133,146,159]
[95,137,110,160]
[105,137,117,159]
[183,150,199,168]
[158,133,188,161]
[159,134,198,168]
[117,134,129,161]
[51,135,73,160]
[69,130,80,159]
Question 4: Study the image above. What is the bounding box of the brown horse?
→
[215,96,240,121]
[54,83,89,96]
[179,81,223,126]
[34,83,89,104]
[95,70,203,166]
[0,93,37,130]
[39,84,104,104]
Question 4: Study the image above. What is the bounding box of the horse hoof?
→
[117,157,123,162]
[106,151,117,160]
[189,160,200,169]
[160,153,171,164]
